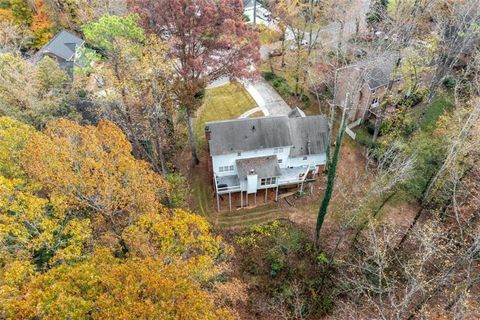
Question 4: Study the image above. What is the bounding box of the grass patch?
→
[353,124,375,148]
[194,82,256,149]
[249,110,265,118]
[420,97,453,132]
[190,167,214,220]
[258,24,281,45]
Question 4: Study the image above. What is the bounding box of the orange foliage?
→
[30,0,54,48]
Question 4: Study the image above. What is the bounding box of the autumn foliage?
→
[0,117,232,319]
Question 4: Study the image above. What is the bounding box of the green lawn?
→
[420,96,453,132]
[194,82,256,150]
[249,110,265,118]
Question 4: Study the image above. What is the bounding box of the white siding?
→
[286,153,326,169]
[212,146,291,177]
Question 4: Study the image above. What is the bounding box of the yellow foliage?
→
[0,117,232,319]
[23,119,169,243]
[1,250,234,320]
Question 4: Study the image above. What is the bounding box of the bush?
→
[166,173,188,208]
[443,76,456,90]
[235,221,336,318]
[398,92,424,108]
[355,125,377,149]
[272,77,291,96]
[262,71,276,81]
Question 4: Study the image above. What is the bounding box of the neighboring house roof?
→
[236,155,280,179]
[38,30,85,61]
[206,115,329,157]
[288,107,306,118]
[364,66,391,90]
[337,53,400,92]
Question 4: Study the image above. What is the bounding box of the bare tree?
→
[426,0,480,100]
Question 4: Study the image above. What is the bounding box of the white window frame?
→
[218,165,234,173]
[273,147,284,154]
[260,177,277,186]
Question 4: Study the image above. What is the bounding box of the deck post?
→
[216,191,220,212]
[254,192,257,206]
[229,192,232,211]
[246,193,249,206]
[240,190,243,208]
[275,185,279,201]
[300,181,304,195]
[265,188,267,202]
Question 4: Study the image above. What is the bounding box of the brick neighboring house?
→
[334,54,401,122]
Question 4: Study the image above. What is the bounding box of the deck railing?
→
[217,185,241,193]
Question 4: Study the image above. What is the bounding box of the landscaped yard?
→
[190,82,257,221]
[194,82,256,150]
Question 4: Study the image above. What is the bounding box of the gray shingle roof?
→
[236,155,280,179]
[289,116,330,157]
[361,53,400,90]
[206,115,329,156]
[38,31,85,61]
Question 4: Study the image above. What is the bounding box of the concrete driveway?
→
[243,79,291,116]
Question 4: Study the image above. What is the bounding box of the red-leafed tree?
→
[128,0,260,165]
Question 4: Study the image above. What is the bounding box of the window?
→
[237,152,242,156]
[260,177,277,186]
[303,156,308,160]
[372,97,379,105]
[218,165,234,173]
[274,147,284,154]
[278,159,283,164]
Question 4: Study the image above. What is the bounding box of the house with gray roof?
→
[334,53,401,122]
[35,30,85,77]
[205,112,329,211]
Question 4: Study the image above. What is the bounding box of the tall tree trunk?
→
[281,28,286,68]
[151,119,168,176]
[187,110,199,166]
[253,0,257,25]
[316,104,348,242]
[372,56,402,144]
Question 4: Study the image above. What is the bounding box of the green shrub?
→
[166,173,188,208]
[262,71,276,81]
[272,77,291,97]
[420,97,453,132]
[443,76,456,89]
[401,114,418,136]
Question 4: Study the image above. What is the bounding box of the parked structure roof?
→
[206,115,329,157]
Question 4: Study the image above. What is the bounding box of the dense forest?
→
[0,0,479,319]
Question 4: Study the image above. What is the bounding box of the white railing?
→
[217,185,241,193]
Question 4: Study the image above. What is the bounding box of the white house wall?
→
[212,146,291,177]
[286,154,326,170]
